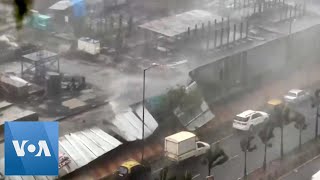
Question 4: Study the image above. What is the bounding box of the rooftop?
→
[58,127,122,177]
[49,0,73,11]
[139,10,222,37]
[0,73,29,88]
[0,106,37,126]
[23,50,58,62]
[0,127,122,179]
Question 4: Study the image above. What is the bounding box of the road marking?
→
[278,154,320,179]
[229,154,239,161]
[152,168,163,174]
[212,134,234,145]
[192,174,200,179]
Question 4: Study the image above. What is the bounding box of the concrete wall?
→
[246,38,287,79]
[289,24,320,65]
[191,24,320,104]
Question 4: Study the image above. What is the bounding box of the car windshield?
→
[118,166,128,175]
[287,92,297,97]
[234,116,249,122]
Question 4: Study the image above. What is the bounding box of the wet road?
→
[152,100,319,180]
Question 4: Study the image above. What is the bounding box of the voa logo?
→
[5,122,59,176]
[12,140,51,157]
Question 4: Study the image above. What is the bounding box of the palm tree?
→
[203,144,229,177]
[291,111,307,149]
[6,0,33,29]
[156,167,192,180]
[258,121,275,171]
[272,103,290,159]
[240,133,256,179]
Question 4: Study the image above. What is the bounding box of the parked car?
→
[283,89,309,103]
[164,131,210,162]
[114,160,150,180]
[233,110,269,131]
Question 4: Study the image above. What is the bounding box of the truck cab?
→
[196,141,210,156]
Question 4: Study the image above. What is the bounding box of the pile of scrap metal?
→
[61,75,86,91]
[0,73,30,98]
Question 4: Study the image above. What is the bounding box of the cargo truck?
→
[164,131,210,162]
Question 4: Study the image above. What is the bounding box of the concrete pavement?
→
[279,154,320,180]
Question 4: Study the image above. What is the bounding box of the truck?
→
[164,131,210,162]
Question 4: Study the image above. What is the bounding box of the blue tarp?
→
[72,0,86,17]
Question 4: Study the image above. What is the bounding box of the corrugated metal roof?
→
[0,74,29,88]
[0,106,37,126]
[139,10,222,37]
[110,104,158,141]
[0,158,55,180]
[0,127,122,179]
[58,127,122,177]
[49,0,73,10]
[0,101,12,110]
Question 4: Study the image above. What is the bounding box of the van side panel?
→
[165,140,178,155]
[178,137,196,155]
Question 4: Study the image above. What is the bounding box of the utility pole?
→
[141,61,188,162]
[313,89,320,139]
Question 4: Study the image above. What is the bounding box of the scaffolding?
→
[21,50,60,82]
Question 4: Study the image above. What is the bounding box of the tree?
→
[156,167,192,180]
[290,110,307,149]
[6,0,33,29]
[271,103,290,159]
[258,121,275,171]
[311,89,320,139]
[240,133,257,180]
[203,144,229,177]
[271,103,307,157]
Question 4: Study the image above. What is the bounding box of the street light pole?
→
[315,105,319,139]
[141,64,158,163]
[140,60,187,163]
[141,68,146,162]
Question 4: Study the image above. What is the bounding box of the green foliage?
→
[152,86,202,117]
[258,121,275,144]
[13,0,33,29]
[156,167,192,180]
[147,85,203,130]
[204,145,229,176]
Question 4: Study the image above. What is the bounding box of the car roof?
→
[288,89,303,94]
[268,99,282,106]
[237,110,256,118]
[120,160,141,170]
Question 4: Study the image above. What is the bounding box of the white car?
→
[233,110,269,131]
[283,89,309,103]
